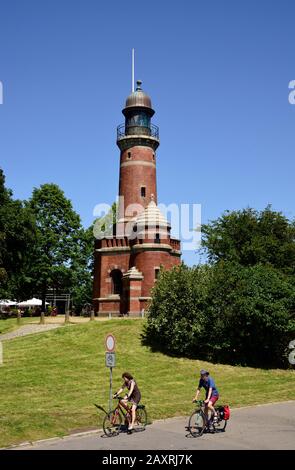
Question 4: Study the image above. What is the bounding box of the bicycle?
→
[94,396,148,437]
[187,400,227,437]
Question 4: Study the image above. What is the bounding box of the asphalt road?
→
[14,401,295,450]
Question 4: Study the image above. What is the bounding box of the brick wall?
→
[118,146,157,220]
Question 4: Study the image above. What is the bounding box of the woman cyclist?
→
[114,372,141,433]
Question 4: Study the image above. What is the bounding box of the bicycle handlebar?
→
[193,399,204,405]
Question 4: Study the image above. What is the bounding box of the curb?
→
[4,400,295,450]
[3,429,103,450]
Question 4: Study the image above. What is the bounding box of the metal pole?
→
[109,366,113,412]
[132,48,135,93]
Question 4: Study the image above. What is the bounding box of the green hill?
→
[0,319,294,447]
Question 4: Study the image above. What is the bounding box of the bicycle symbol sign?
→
[105,352,116,368]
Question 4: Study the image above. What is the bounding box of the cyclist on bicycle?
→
[114,372,141,433]
[193,369,219,425]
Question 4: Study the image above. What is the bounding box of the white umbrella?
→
[17,298,49,307]
[0,300,17,306]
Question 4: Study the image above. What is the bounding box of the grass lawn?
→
[0,319,294,448]
[0,317,39,335]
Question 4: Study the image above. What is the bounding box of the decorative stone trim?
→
[120,160,156,168]
[95,247,131,253]
[132,243,172,252]
[171,250,182,256]
[123,266,144,280]
[98,295,120,302]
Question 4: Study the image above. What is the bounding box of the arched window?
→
[110,269,123,295]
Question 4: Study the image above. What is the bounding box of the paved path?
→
[14,401,295,450]
[0,324,61,341]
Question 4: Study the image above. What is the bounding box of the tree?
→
[70,224,94,313]
[0,173,96,311]
[27,184,84,311]
[204,262,295,367]
[0,168,36,298]
[93,202,118,239]
[144,205,295,367]
[202,206,295,275]
[71,201,118,313]
[143,262,295,367]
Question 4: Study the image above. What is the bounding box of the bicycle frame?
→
[114,399,132,423]
[94,398,132,419]
[194,400,215,427]
[97,396,148,438]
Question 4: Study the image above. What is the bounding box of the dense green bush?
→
[144,263,295,367]
[143,264,210,355]
[203,263,295,367]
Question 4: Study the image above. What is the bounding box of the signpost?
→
[105,334,116,411]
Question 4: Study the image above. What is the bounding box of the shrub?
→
[143,262,295,368]
[143,264,210,356]
[205,263,295,367]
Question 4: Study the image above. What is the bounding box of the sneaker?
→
[213,415,218,423]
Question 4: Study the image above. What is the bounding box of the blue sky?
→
[0,0,294,266]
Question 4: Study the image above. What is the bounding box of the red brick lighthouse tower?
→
[93,80,181,316]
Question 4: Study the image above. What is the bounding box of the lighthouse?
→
[93,80,181,316]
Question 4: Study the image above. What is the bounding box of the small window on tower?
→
[155,268,160,280]
[153,153,155,160]
[127,152,131,159]
[154,233,160,243]
[141,187,146,197]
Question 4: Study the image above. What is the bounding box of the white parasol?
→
[17,298,49,307]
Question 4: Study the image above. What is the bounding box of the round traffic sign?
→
[105,334,115,352]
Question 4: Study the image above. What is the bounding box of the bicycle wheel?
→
[103,410,122,437]
[214,407,227,432]
[188,409,206,437]
[213,418,227,432]
[136,407,148,428]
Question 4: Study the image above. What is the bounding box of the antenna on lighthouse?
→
[132,48,135,93]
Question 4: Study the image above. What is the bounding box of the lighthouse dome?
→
[125,80,153,110]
